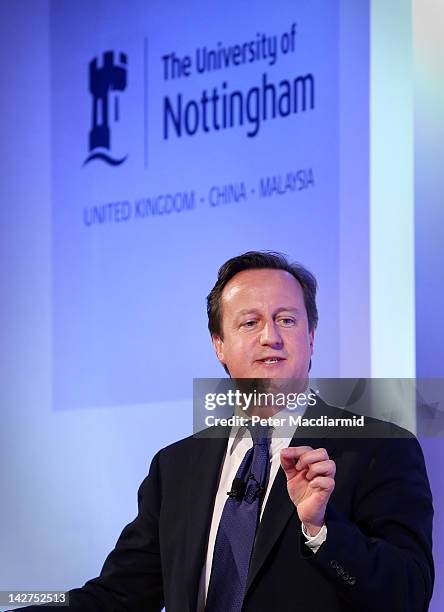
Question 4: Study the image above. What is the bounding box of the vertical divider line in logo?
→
[144,36,148,169]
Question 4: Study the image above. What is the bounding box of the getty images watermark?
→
[193,378,444,438]
[202,388,365,428]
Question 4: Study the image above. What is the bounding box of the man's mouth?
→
[257,357,286,365]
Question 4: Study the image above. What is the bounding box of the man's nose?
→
[260,321,283,348]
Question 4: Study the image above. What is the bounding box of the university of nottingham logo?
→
[84,51,128,166]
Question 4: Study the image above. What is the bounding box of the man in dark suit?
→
[17,251,433,611]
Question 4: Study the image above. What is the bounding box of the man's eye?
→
[242,320,257,328]
[279,318,296,326]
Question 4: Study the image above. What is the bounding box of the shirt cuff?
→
[301,523,327,554]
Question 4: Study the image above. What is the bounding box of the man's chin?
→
[258,377,307,394]
[233,376,308,394]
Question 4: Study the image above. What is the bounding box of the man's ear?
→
[309,328,315,354]
[308,329,315,373]
[212,335,226,364]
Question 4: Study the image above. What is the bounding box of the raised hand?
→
[280,446,336,536]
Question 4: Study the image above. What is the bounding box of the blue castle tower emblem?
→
[84,51,128,166]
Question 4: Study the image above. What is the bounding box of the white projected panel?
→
[51,0,340,410]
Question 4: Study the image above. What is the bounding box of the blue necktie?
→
[205,424,271,612]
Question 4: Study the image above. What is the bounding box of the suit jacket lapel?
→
[185,429,229,610]
[246,412,338,594]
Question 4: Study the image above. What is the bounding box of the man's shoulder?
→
[305,401,428,489]
[313,397,416,438]
[304,398,422,461]
[154,426,230,465]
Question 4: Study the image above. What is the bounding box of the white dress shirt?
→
[196,413,327,611]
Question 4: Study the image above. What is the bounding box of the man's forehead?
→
[221,268,304,305]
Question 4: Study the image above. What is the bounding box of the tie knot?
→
[247,422,271,446]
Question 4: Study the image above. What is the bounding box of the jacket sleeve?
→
[13,451,164,612]
[302,436,434,612]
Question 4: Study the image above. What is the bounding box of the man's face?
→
[212,268,315,382]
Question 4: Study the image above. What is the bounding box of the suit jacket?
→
[18,401,434,612]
